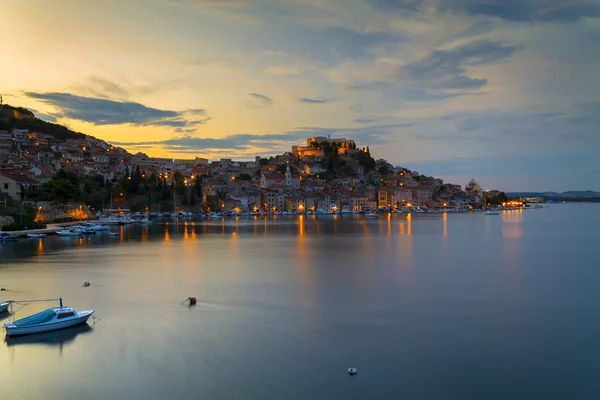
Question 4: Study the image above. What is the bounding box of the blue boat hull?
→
[4,311,94,337]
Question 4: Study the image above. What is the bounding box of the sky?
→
[2,0,599,192]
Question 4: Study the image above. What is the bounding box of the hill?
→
[0,103,85,141]
[508,191,600,198]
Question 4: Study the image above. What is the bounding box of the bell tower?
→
[285,163,291,187]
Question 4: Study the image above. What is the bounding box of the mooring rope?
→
[5,298,61,324]
[11,298,61,305]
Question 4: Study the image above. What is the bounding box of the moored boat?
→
[0,232,18,242]
[27,233,47,238]
[485,211,500,215]
[0,301,11,313]
[57,229,81,237]
[4,300,94,337]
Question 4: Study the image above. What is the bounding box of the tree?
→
[194,175,203,197]
[378,163,391,176]
[259,158,269,166]
[148,172,157,188]
[131,164,142,193]
[40,179,79,203]
[173,172,186,199]
[237,173,252,181]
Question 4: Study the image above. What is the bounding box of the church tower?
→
[285,163,291,187]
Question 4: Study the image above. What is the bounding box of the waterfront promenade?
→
[1,221,85,238]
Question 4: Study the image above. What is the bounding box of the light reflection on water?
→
[1,205,600,399]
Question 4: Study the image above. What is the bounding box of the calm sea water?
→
[1,205,600,399]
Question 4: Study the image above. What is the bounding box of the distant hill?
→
[508,191,600,198]
[0,103,85,141]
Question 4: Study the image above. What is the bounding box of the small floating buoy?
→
[83,281,91,287]
[181,297,197,306]
[347,368,357,376]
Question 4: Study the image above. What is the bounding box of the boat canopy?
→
[13,309,55,326]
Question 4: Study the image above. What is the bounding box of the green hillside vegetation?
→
[0,104,85,140]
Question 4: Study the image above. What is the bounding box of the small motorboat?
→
[485,211,500,215]
[4,300,94,337]
[57,229,81,237]
[0,301,11,313]
[0,232,18,242]
[108,232,120,237]
[27,233,47,238]
[365,212,379,217]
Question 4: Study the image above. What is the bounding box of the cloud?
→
[397,39,519,90]
[353,117,381,124]
[248,92,274,107]
[366,0,600,22]
[24,92,210,129]
[409,108,599,152]
[264,66,301,75]
[113,122,414,154]
[298,97,334,104]
[29,109,58,123]
[403,152,600,192]
[85,76,129,98]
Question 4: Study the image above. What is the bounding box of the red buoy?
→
[188,297,197,305]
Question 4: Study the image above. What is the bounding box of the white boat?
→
[108,232,120,237]
[57,229,81,237]
[0,301,11,313]
[365,212,379,217]
[87,224,109,231]
[485,211,500,215]
[0,232,18,241]
[26,233,47,238]
[4,304,94,337]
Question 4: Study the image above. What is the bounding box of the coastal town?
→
[0,104,509,227]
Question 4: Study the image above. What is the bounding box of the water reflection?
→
[5,324,93,349]
[502,209,524,274]
[1,206,598,399]
[442,212,448,257]
[0,312,12,323]
[37,238,44,256]
[398,214,414,271]
[502,209,523,238]
[443,212,448,237]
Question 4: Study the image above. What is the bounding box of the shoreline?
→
[1,222,87,238]
[0,208,533,238]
